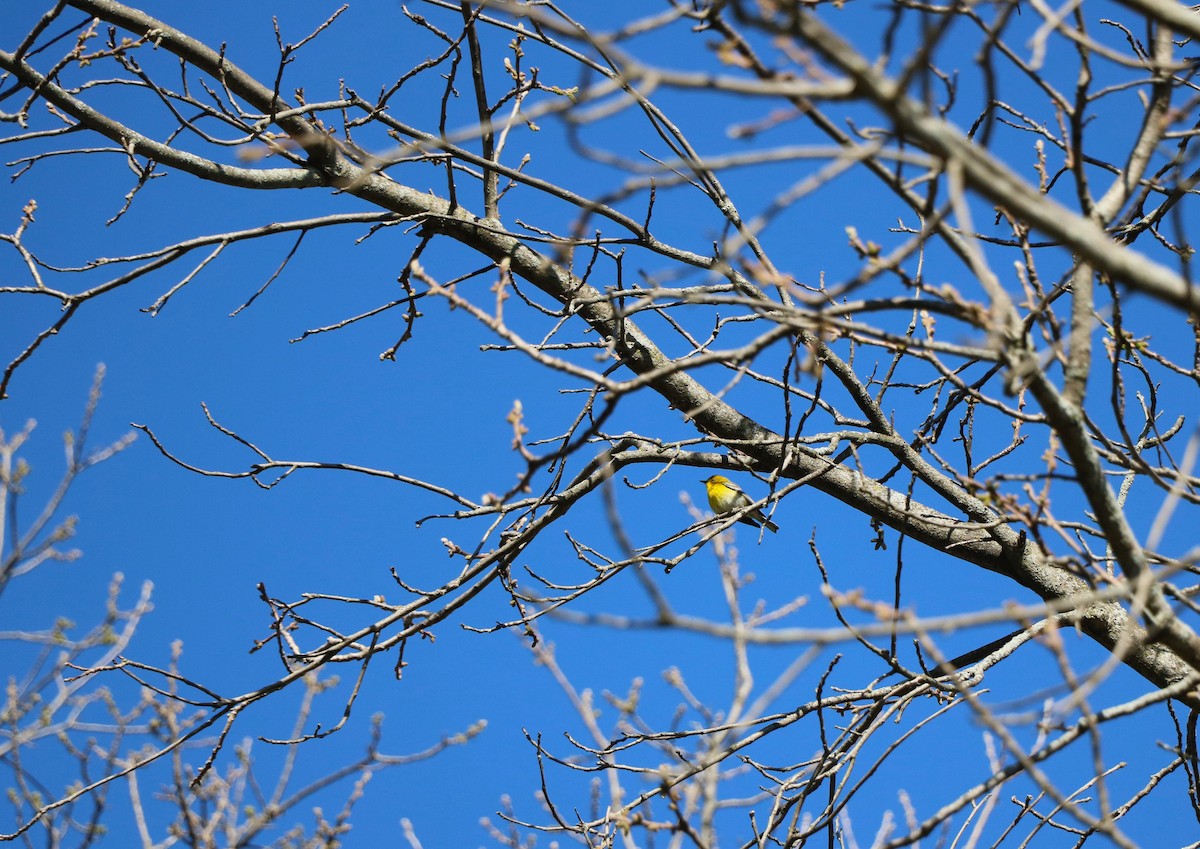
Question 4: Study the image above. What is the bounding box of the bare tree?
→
[0,371,482,848]
[4,0,1200,846]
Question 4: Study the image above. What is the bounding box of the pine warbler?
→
[702,474,779,533]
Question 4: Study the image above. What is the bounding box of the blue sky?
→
[3,1,1196,846]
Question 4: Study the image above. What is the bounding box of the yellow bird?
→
[702,475,779,533]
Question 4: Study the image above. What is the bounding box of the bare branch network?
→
[4,0,1200,846]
